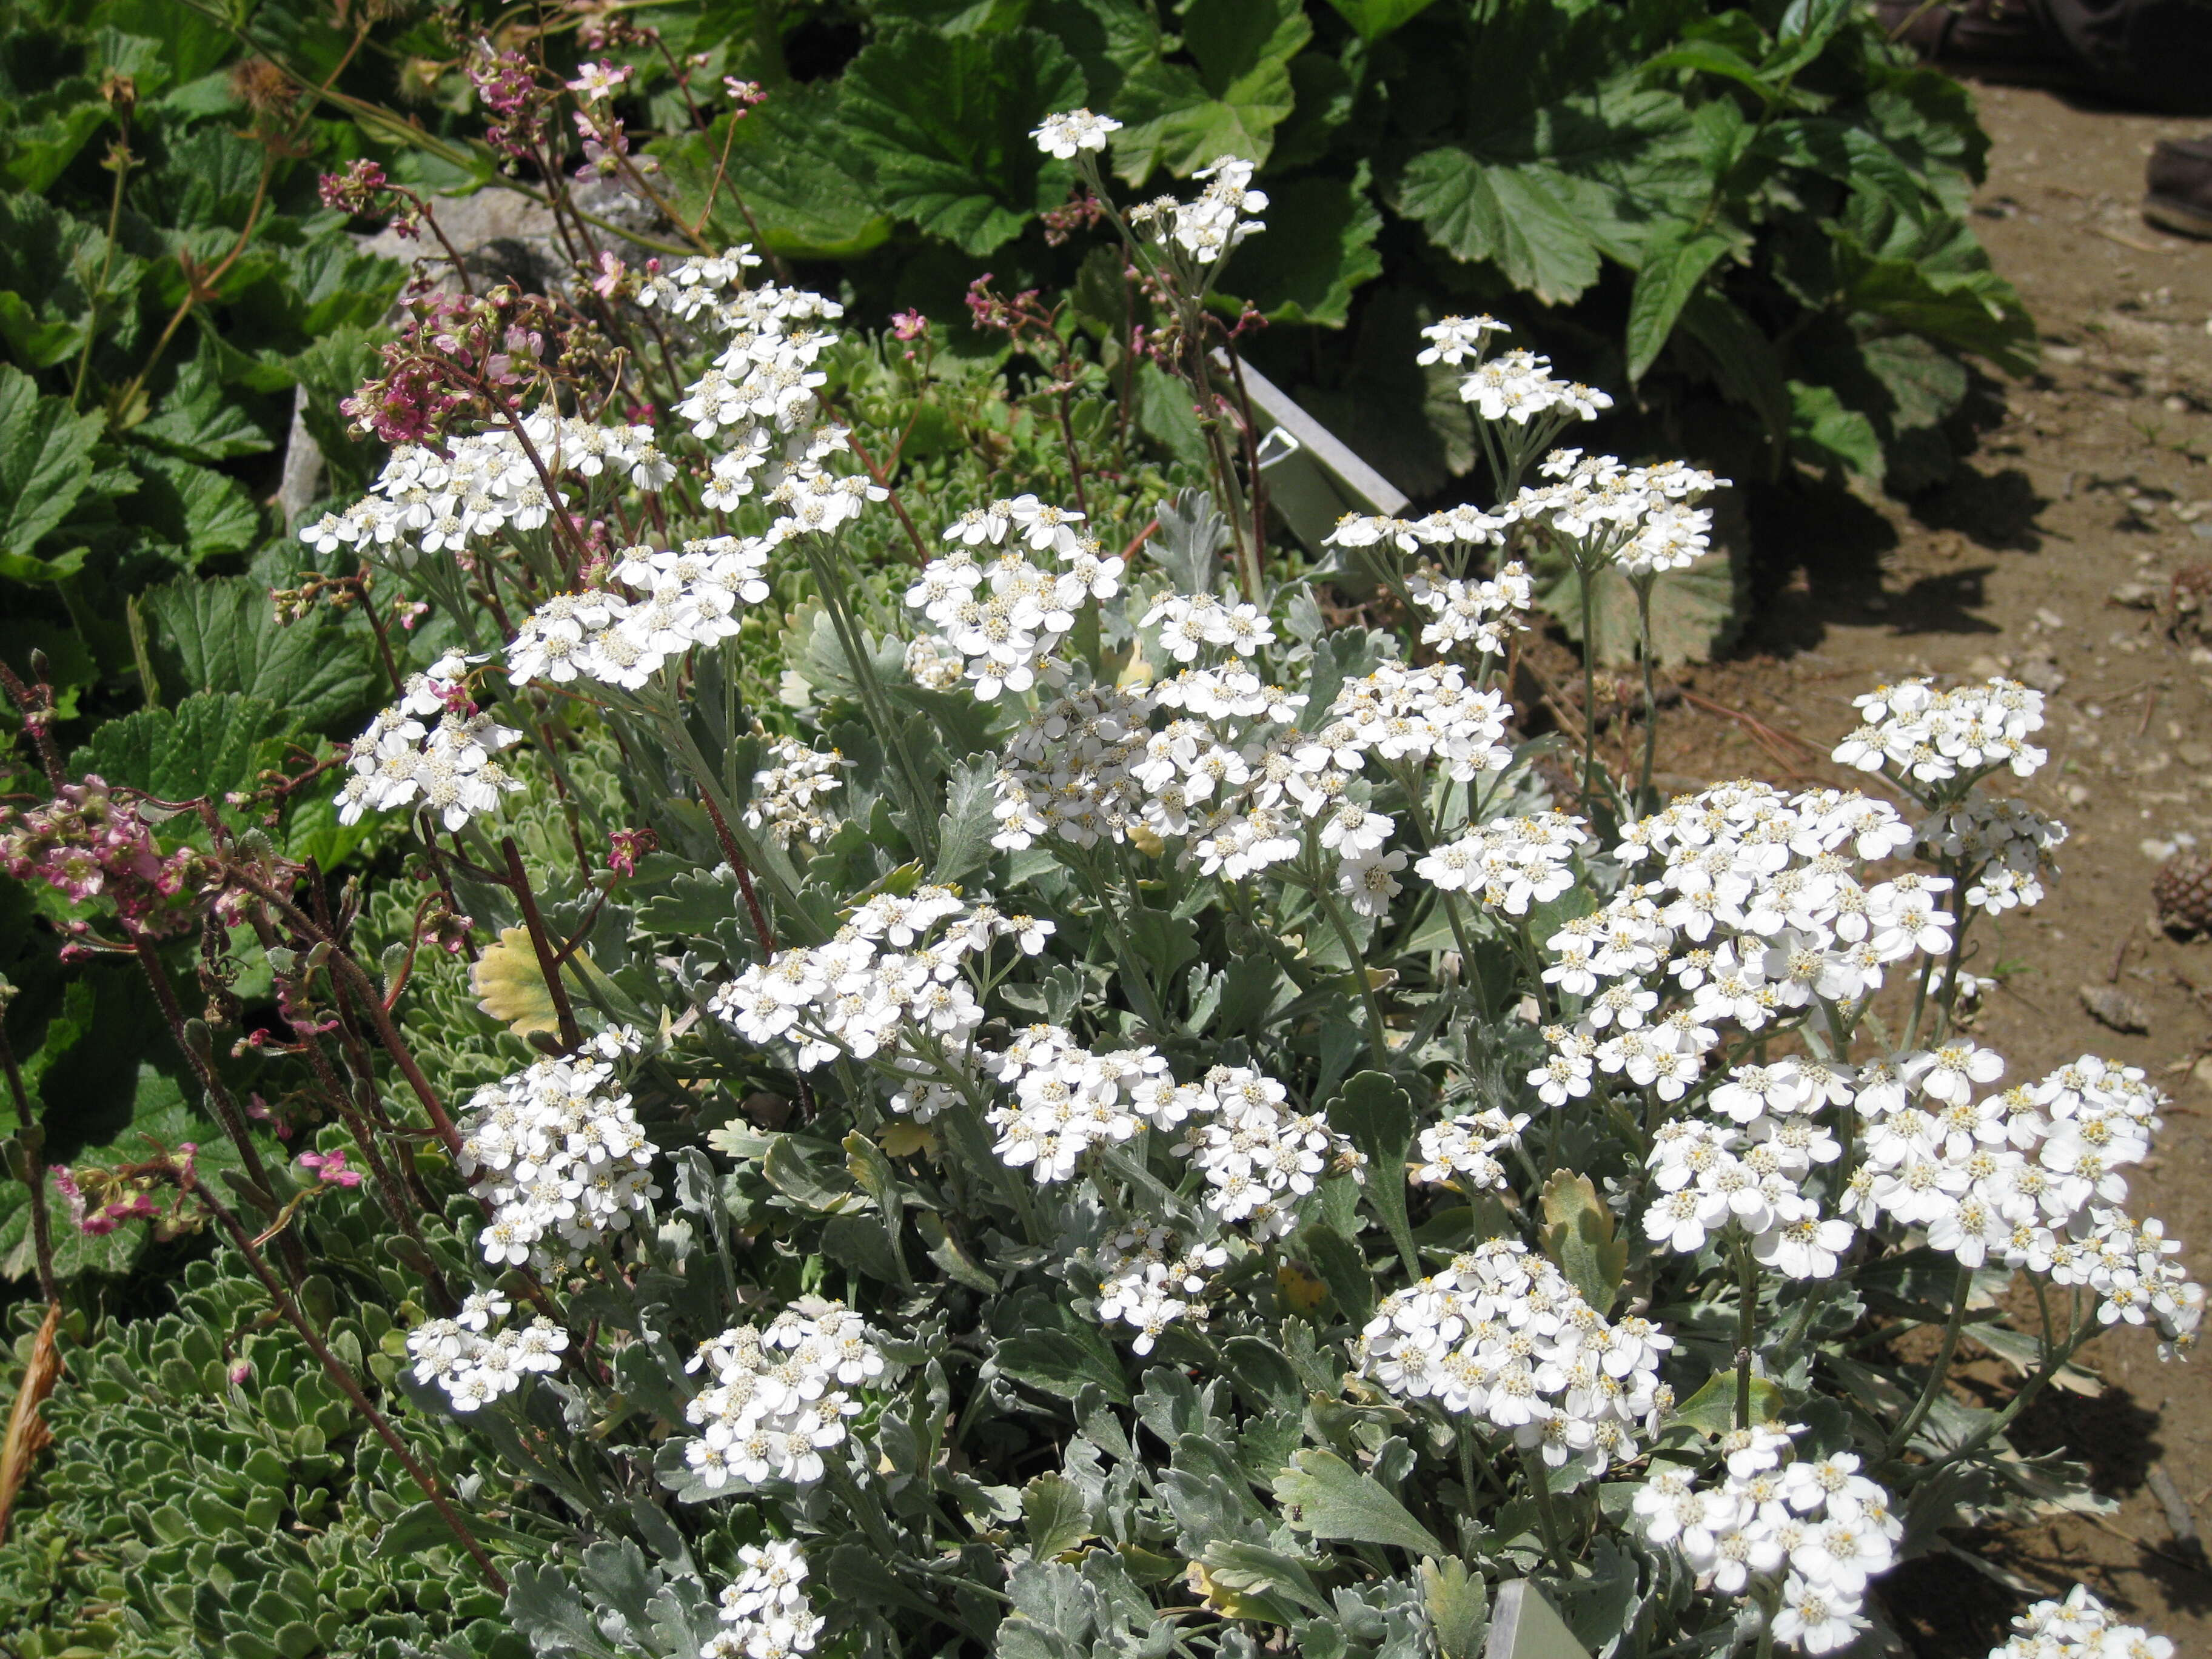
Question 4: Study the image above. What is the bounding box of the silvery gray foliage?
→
[307,136,2192,1659]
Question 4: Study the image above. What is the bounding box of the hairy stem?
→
[190,1175,506,1592]
[1886,1262,1977,1458]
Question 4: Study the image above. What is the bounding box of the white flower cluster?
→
[1416,314,1510,367]
[1634,1427,1899,1655]
[1644,1060,1855,1279]
[1030,107,1121,159]
[455,1028,660,1269]
[1323,504,1509,558]
[985,637,1512,920]
[745,735,846,848]
[681,1302,883,1493]
[298,414,672,571]
[1989,1587,2174,1659]
[1173,1067,1360,1240]
[1126,157,1269,260]
[336,652,524,831]
[1359,1238,1673,1476]
[1515,449,1724,577]
[1406,561,1532,657]
[503,538,773,691]
[1088,1225,1227,1355]
[985,1024,1173,1184]
[1832,676,2047,786]
[1458,349,1612,427]
[712,888,1050,1075]
[1917,795,2067,914]
[1416,811,1584,916]
[404,1289,569,1412]
[1530,782,1943,1108]
[984,1030,1353,1236]
[902,498,1123,698]
[1145,590,1276,662]
[702,1539,822,1659]
[634,244,762,322]
[1855,1051,2200,1357]
[665,275,846,508]
[1411,1108,1529,1192]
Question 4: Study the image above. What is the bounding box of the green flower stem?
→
[1633,574,1661,811]
[1312,868,1391,1072]
[826,1455,905,1559]
[655,707,814,947]
[1392,760,1476,969]
[1920,1312,2094,1478]
[802,541,937,859]
[1520,1444,1572,1573]
[1736,1238,1760,1430]
[1075,849,1168,1034]
[1577,555,1603,806]
[1886,1262,1977,1458]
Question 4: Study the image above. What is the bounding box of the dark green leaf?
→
[653,87,894,261]
[1321,0,1444,44]
[127,452,261,562]
[1110,0,1310,182]
[133,355,278,463]
[141,574,379,732]
[67,691,292,804]
[1624,229,1732,383]
[1788,378,1884,485]
[1395,81,1706,305]
[0,364,105,566]
[1218,162,1383,327]
[840,27,1087,255]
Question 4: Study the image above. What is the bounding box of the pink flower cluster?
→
[0,776,201,940]
[341,289,554,444]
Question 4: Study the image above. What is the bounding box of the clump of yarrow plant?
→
[200,101,2207,1659]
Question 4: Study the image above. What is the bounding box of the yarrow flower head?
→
[680,1301,884,1493]
[1831,676,2046,789]
[1030,108,1121,159]
[1361,1239,1673,1477]
[456,1027,659,1269]
[335,653,523,831]
[406,1290,569,1412]
[704,1540,824,1659]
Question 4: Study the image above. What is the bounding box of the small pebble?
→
[2077,984,2151,1034]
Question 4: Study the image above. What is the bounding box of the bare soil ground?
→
[1640,81,2212,1656]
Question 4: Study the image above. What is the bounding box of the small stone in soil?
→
[2077,983,2151,1033]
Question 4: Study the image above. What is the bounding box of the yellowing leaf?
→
[880,1121,939,1161]
[470,927,597,1038]
[1275,1261,1329,1313]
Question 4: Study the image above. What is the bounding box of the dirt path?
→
[1648,81,2212,1654]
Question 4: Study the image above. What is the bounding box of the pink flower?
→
[592,251,628,300]
[298,1150,364,1188]
[607,826,659,877]
[891,310,930,342]
[567,60,632,102]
